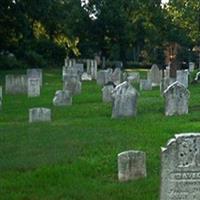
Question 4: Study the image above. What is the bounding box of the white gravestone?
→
[176,70,189,88]
[63,77,81,96]
[102,84,114,103]
[118,150,146,182]
[27,69,42,87]
[29,108,51,123]
[111,81,138,118]
[28,78,40,97]
[160,133,200,200]
[163,81,190,116]
[148,64,161,86]
[140,79,152,91]
[53,90,72,106]
[97,69,113,86]
[5,75,27,94]
[81,72,92,81]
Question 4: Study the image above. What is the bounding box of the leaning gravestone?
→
[118,150,146,182]
[102,83,115,103]
[148,64,161,86]
[27,68,42,87]
[0,86,2,110]
[5,75,27,94]
[163,81,190,116]
[176,70,189,88]
[111,81,138,118]
[53,90,72,106]
[160,133,200,200]
[28,78,40,97]
[29,108,51,123]
[140,79,152,91]
[63,77,81,96]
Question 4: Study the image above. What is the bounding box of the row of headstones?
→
[118,133,199,200]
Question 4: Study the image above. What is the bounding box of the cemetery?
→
[1,0,200,200]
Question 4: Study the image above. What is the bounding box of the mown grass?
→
[1,68,200,200]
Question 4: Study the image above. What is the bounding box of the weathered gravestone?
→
[74,63,84,75]
[29,108,51,123]
[0,86,2,110]
[111,81,138,118]
[148,64,161,86]
[63,77,81,96]
[97,68,113,86]
[160,77,176,94]
[140,79,152,91]
[81,72,92,81]
[28,78,40,97]
[53,90,72,106]
[160,133,200,200]
[102,83,115,103]
[27,68,42,86]
[163,81,190,116]
[118,150,146,182]
[176,70,189,88]
[5,75,27,94]
[111,68,122,85]
[63,67,79,82]
[86,59,97,79]
[189,62,195,72]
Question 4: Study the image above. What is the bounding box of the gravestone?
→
[0,86,2,110]
[118,150,146,182]
[111,81,138,118]
[189,62,195,72]
[102,83,115,103]
[5,75,27,94]
[29,108,51,123]
[53,90,72,106]
[176,70,189,88]
[160,133,200,200]
[91,60,97,79]
[148,64,161,86]
[81,72,92,81]
[63,67,79,82]
[160,77,176,94]
[140,79,152,91]
[111,68,122,85]
[74,63,84,75]
[27,68,42,86]
[28,78,40,97]
[163,81,190,116]
[63,77,81,96]
[97,69,113,86]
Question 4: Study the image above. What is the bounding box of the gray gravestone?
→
[29,108,51,123]
[140,79,152,91]
[27,68,42,86]
[63,67,79,82]
[160,77,176,94]
[163,81,190,116]
[102,84,114,103]
[5,75,27,94]
[63,77,81,96]
[160,133,200,200]
[176,70,189,88]
[74,63,84,75]
[118,150,146,182]
[111,81,138,118]
[53,90,72,106]
[148,64,161,86]
[97,69,113,86]
[111,68,122,85]
[28,78,40,97]
[189,62,195,72]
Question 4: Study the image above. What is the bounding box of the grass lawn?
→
[1,68,200,200]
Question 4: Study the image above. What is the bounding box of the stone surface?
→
[63,77,81,96]
[160,77,176,94]
[29,108,51,123]
[28,78,40,97]
[189,62,195,72]
[102,83,114,103]
[5,74,27,94]
[81,72,92,81]
[53,90,72,106]
[163,81,190,116]
[148,64,161,86]
[140,79,152,91]
[86,59,97,79]
[97,69,113,86]
[111,68,122,85]
[27,68,42,86]
[118,150,146,182]
[160,133,200,200]
[176,70,189,88]
[74,63,84,75]
[111,81,138,118]
[62,67,79,82]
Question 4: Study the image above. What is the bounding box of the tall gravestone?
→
[163,81,190,116]
[29,108,51,123]
[148,64,161,86]
[28,78,40,97]
[111,81,138,118]
[5,75,27,94]
[27,68,42,87]
[53,90,72,106]
[118,150,146,182]
[176,70,189,88]
[160,133,200,200]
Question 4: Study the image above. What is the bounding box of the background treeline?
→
[0,0,200,69]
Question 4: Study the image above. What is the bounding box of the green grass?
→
[1,68,200,200]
